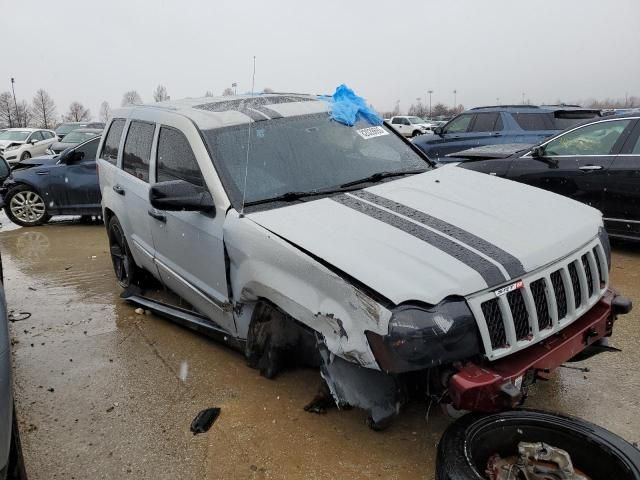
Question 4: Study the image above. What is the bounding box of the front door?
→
[601,118,640,238]
[506,118,636,213]
[147,125,234,334]
[62,137,102,213]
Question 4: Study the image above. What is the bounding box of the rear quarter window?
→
[512,113,554,131]
[100,119,126,165]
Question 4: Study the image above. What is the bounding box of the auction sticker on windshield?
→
[356,126,389,140]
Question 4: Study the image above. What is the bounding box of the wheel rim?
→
[22,152,31,160]
[9,191,46,223]
[109,223,130,284]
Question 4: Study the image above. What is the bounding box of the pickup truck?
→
[387,115,434,137]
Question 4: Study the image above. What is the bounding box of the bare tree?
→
[16,101,33,127]
[204,91,214,97]
[0,92,16,128]
[99,101,112,123]
[121,90,142,107]
[221,87,234,96]
[153,85,169,102]
[31,89,57,128]
[64,101,91,122]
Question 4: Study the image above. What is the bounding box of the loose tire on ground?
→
[436,409,640,480]
[4,184,51,227]
[107,216,144,288]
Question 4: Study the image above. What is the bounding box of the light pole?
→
[427,90,433,118]
[453,89,457,109]
[232,82,237,95]
[10,77,20,127]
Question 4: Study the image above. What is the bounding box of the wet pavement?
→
[0,215,638,479]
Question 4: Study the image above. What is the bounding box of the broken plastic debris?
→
[134,308,144,315]
[190,408,221,434]
[321,84,382,127]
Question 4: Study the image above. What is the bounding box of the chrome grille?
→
[471,239,607,360]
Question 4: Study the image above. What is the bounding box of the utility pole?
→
[427,90,433,118]
[10,77,20,127]
[453,89,457,109]
[232,82,237,95]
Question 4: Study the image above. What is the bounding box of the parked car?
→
[0,252,28,480]
[54,122,104,141]
[1,135,102,226]
[96,94,631,429]
[0,128,57,164]
[454,114,640,240]
[412,105,602,160]
[47,128,102,155]
[387,116,434,137]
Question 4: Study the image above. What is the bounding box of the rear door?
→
[506,118,636,213]
[601,118,640,238]
[460,112,504,149]
[148,125,234,333]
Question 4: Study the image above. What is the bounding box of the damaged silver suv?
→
[98,93,631,429]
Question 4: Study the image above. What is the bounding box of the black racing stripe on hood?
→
[351,190,526,279]
[331,194,506,286]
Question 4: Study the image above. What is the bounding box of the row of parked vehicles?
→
[0,93,638,477]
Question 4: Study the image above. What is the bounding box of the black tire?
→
[107,216,144,288]
[4,184,51,227]
[19,152,30,161]
[7,406,27,480]
[436,409,640,480]
[411,130,421,138]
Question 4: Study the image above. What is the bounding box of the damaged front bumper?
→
[448,288,631,412]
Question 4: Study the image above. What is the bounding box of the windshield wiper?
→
[339,168,427,188]
[243,186,354,207]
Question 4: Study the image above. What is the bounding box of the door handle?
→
[112,184,125,195]
[492,132,502,136]
[579,165,603,171]
[148,209,166,223]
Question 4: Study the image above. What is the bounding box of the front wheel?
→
[19,151,31,161]
[4,185,51,227]
[411,130,421,138]
[107,216,143,288]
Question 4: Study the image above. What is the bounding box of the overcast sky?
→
[5,0,639,119]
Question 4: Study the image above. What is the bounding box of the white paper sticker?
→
[356,126,389,140]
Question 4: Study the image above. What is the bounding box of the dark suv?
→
[412,105,601,160]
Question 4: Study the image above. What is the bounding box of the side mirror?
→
[433,126,443,136]
[149,180,215,214]
[530,145,545,158]
[30,138,39,144]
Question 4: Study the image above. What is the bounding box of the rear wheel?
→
[107,216,143,288]
[4,185,51,227]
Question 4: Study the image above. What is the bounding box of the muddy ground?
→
[0,215,638,479]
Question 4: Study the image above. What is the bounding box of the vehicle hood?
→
[0,140,25,148]
[51,142,75,152]
[246,167,601,305]
[12,155,58,169]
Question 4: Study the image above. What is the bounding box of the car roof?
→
[4,127,39,132]
[113,94,330,130]
[67,128,102,134]
[467,105,601,114]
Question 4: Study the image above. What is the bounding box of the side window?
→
[122,121,155,182]
[391,118,401,124]
[29,131,44,142]
[632,134,640,155]
[545,119,632,156]
[41,131,53,139]
[444,114,472,134]
[100,119,125,165]
[74,137,101,162]
[512,113,552,131]
[156,127,205,187]
[401,118,411,125]
[470,113,500,132]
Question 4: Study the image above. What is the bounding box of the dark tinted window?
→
[157,127,204,186]
[74,137,101,162]
[100,119,125,165]
[630,133,640,154]
[391,118,402,124]
[553,111,600,130]
[122,121,154,182]
[513,113,553,131]
[42,131,54,139]
[470,113,500,132]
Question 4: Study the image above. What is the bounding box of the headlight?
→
[6,144,20,151]
[366,297,482,373]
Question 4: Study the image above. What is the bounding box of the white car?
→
[98,94,629,429]
[387,116,434,137]
[0,128,57,164]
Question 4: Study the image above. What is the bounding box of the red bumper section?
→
[449,289,627,412]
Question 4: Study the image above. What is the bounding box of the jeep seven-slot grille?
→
[476,245,605,357]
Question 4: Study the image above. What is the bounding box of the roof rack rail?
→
[540,104,583,108]
[470,105,539,110]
